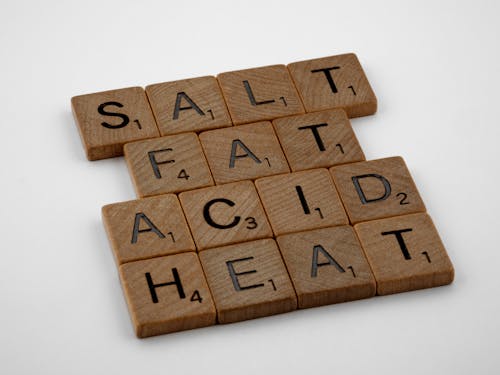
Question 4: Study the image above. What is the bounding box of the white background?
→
[1,1,499,374]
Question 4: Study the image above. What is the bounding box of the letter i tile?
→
[119,252,216,338]
[199,239,297,324]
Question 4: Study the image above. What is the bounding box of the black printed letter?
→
[229,139,261,168]
[131,212,165,244]
[173,92,205,120]
[148,148,175,179]
[297,123,329,151]
[311,245,345,277]
[311,66,340,94]
[226,257,265,291]
[203,198,241,229]
[352,174,392,204]
[243,80,275,106]
[145,268,186,303]
[98,101,130,129]
[381,229,413,260]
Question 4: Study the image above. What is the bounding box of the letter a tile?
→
[330,157,426,224]
[354,213,454,295]
[199,239,297,324]
[217,65,304,125]
[120,252,216,337]
[179,181,273,250]
[288,53,377,118]
[102,194,195,264]
[71,87,160,160]
[199,121,290,184]
[276,226,376,309]
[146,76,232,136]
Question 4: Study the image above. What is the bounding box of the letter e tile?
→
[199,239,297,324]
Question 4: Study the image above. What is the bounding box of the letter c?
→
[203,198,241,229]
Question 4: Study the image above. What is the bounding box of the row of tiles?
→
[121,214,454,338]
[71,53,377,160]
[103,160,426,265]
[124,108,365,198]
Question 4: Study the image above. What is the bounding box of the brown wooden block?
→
[102,194,195,264]
[199,121,290,184]
[71,87,160,160]
[199,239,297,324]
[179,181,273,250]
[217,65,305,125]
[330,157,426,224]
[272,109,365,172]
[255,169,348,236]
[146,76,232,136]
[354,213,454,295]
[288,53,377,117]
[277,226,375,309]
[124,133,214,197]
[119,252,216,338]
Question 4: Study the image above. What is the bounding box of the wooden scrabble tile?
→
[288,53,377,117]
[255,169,348,236]
[354,213,454,295]
[179,181,273,250]
[124,133,214,197]
[217,65,305,125]
[102,194,195,264]
[71,87,160,160]
[120,252,216,337]
[199,239,297,324]
[272,109,365,172]
[199,121,290,184]
[276,226,376,308]
[330,157,426,224]
[146,76,232,136]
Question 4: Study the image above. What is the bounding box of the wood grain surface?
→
[71,87,159,160]
[288,53,377,117]
[330,156,426,224]
[354,213,454,295]
[146,76,232,136]
[217,65,304,125]
[272,109,365,171]
[255,168,348,236]
[179,181,272,250]
[102,194,195,264]
[124,133,214,197]
[119,252,216,338]
[276,226,376,308]
[199,239,297,324]
[199,121,290,184]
